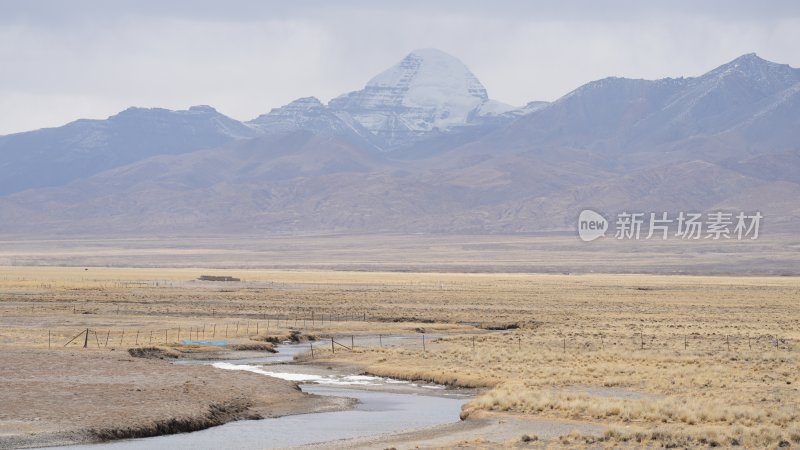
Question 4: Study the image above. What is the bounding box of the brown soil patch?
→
[0,349,343,448]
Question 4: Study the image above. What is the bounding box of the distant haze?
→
[1,0,799,134]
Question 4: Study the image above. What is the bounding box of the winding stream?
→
[56,341,471,449]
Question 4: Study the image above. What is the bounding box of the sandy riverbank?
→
[0,349,349,449]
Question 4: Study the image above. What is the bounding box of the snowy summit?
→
[330,48,515,149]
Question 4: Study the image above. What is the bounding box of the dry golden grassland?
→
[1,266,799,448]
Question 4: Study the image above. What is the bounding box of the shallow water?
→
[53,341,468,449]
[55,385,466,450]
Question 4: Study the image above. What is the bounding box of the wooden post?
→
[518,335,521,350]
[106,330,111,347]
[310,342,314,359]
[331,337,335,354]
[472,335,475,351]
[121,329,125,345]
[351,335,354,349]
[423,334,426,351]
[213,324,216,338]
[379,334,382,347]
[83,328,89,348]
[135,330,139,345]
[48,330,51,349]
[64,329,85,347]
[256,322,259,335]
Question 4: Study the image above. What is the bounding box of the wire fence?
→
[26,323,793,358]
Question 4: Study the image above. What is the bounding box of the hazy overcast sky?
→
[1,1,798,134]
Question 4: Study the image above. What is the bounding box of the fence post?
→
[351,335,354,349]
[48,330,51,349]
[331,337,335,354]
[422,334,426,352]
[310,342,314,359]
[84,328,89,348]
[135,330,139,345]
[472,335,475,351]
[379,334,382,347]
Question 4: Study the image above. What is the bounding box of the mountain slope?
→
[0,105,256,195]
[476,53,800,169]
[246,97,382,150]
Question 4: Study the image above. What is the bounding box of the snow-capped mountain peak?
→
[328,48,512,150]
[364,48,489,106]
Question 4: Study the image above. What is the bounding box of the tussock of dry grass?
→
[127,346,180,359]
[227,342,276,352]
[467,382,797,427]
[559,424,800,449]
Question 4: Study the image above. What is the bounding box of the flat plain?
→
[1,258,798,448]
